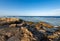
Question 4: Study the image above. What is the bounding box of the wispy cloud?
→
[0,9,60,16]
[25,9,60,16]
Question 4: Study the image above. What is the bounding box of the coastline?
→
[0,17,60,41]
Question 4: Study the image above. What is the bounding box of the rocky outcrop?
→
[0,18,19,22]
[0,27,50,41]
[0,18,60,41]
[0,18,23,26]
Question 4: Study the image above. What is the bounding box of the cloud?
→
[27,9,60,16]
[0,9,60,16]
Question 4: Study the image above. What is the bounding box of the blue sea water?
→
[5,16,60,26]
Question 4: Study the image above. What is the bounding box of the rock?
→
[56,26,60,31]
[5,32,13,37]
[0,18,19,22]
[39,22,54,28]
[15,27,37,41]
[54,31,60,35]
[47,34,59,39]
[39,29,46,33]
[16,21,26,27]
[47,33,60,41]
[7,36,20,41]
[35,22,54,31]
[26,21,34,25]
[0,18,21,26]
[0,25,50,41]
[9,24,17,27]
[17,24,22,27]
[35,23,42,30]
[0,34,6,41]
[0,18,6,21]
[0,27,20,37]
[57,36,60,41]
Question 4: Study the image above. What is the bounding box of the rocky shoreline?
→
[0,18,60,41]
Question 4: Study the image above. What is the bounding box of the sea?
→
[2,16,60,26]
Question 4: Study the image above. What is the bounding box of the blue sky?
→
[0,0,60,16]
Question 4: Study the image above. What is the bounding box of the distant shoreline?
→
[0,16,60,18]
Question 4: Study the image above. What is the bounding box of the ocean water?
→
[5,16,60,26]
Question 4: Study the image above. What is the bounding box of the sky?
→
[0,0,60,16]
